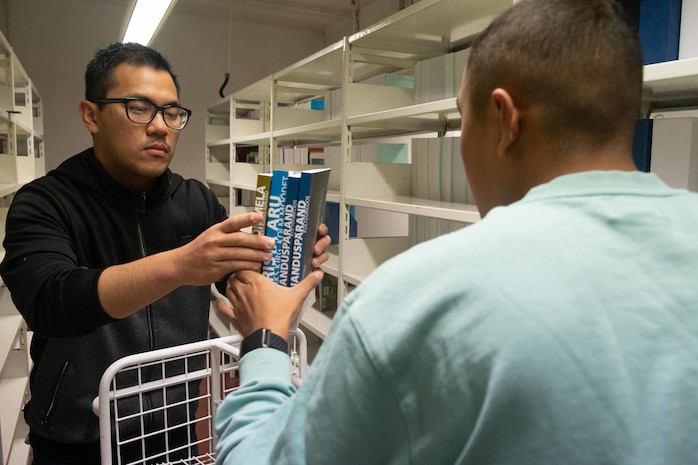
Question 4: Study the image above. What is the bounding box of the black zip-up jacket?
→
[0,148,227,459]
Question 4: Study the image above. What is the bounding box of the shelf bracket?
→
[437,117,449,138]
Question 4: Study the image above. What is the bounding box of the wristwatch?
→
[240,328,288,358]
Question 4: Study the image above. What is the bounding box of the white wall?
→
[0,0,7,35]
[360,0,402,29]
[5,0,325,182]
[7,0,115,173]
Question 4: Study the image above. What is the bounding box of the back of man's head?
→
[466,0,642,151]
[84,42,180,103]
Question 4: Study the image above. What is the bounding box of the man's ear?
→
[78,100,99,135]
[491,88,520,157]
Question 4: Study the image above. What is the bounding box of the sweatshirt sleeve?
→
[214,305,410,465]
[214,349,297,464]
[0,183,115,336]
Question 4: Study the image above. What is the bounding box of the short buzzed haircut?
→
[466,0,643,150]
[84,42,180,104]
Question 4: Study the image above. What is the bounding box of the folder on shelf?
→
[632,119,653,172]
[324,202,357,244]
[638,0,682,64]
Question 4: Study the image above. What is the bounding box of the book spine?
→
[262,170,289,283]
[300,169,331,283]
[251,173,273,235]
[632,119,653,172]
[289,173,312,287]
[278,172,301,287]
[288,168,331,332]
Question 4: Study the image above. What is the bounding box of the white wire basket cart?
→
[92,329,308,465]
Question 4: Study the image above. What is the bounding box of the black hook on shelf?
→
[219,73,230,99]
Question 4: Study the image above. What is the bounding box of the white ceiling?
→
[181,0,357,17]
[94,0,358,33]
[177,0,356,31]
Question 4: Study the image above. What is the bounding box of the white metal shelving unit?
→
[204,0,515,342]
[643,57,698,111]
[204,78,275,336]
[204,0,698,343]
[0,26,42,465]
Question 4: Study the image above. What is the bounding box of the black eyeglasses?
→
[95,97,192,130]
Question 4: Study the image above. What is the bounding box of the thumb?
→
[293,270,324,299]
[219,212,263,233]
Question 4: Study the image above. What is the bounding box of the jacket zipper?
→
[137,192,156,428]
[137,192,155,352]
[41,361,69,427]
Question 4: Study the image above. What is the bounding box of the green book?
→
[251,173,272,236]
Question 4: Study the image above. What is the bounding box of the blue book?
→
[639,0,682,64]
[324,202,357,245]
[289,168,331,287]
[632,119,653,172]
[261,170,290,283]
[278,171,301,287]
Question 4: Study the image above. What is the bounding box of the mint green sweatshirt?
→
[215,171,698,464]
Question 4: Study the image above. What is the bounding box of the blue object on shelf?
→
[632,119,653,172]
[639,0,682,64]
[324,202,357,244]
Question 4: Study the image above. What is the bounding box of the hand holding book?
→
[212,168,332,336]
[211,221,331,316]
[216,269,324,339]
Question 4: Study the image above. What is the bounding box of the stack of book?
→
[278,147,326,165]
[413,48,471,104]
[254,168,331,287]
[252,168,331,329]
[410,137,471,244]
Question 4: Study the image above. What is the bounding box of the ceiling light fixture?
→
[121,0,178,46]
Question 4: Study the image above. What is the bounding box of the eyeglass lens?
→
[126,100,189,129]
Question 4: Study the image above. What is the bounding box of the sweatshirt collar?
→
[519,170,674,205]
[53,148,176,210]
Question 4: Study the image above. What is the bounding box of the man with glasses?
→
[0,43,329,464]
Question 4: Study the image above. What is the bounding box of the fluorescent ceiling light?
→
[121,0,177,46]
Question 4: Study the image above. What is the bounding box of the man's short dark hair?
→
[466,0,643,150]
[84,42,181,102]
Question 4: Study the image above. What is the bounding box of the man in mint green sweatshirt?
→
[213,0,698,463]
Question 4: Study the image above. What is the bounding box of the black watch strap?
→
[240,328,288,358]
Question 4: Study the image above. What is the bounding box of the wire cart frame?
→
[92,330,308,465]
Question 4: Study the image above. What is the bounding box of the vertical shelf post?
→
[338,36,352,302]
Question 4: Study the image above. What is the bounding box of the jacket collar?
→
[50,147,182,211]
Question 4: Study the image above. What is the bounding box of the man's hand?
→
[216,269,323,339]
[312,223,331,269]
[175,212,274,286]
[98,212,275,319]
